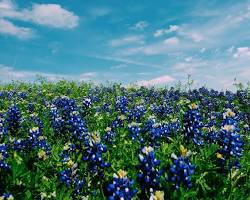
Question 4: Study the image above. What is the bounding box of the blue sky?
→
[0,0,250,90]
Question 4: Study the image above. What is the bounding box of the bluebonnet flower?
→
[59,163,84,195]
[0,144,10,170]
[149,123,165,144]
[30,113,43,129]
[147,122,171,147]
[167,145,195,189]
[204,125,219,143]
[82,132,110,177]
[103,127,116,144]
[50,104,65,134]
[216,109,244,169]
[59,142,77,168]
[169,118,181,133]
[5,105,22,136]
[7,91,14,99]
[62,142,77,155]
[13,139,28,152]
[28,127,40,142]
[183,103,204,145]
[53,96,77,115]
[82,97,92,109]
[144,116,157,132]
[237,90,248,105]
[107,170,137,200]
[111,115,126,128]
[35,136,51,160]
[128,122,143,142]
[28,127,51,159]
[59,141,85,196]
[115,96,128,114]
[137,146,162,194]
[0,114,7,138]
[0,193,14,200]
[51,97,77,132]
[27,103,35,113]
[0,91,6,99]
[68,111,88,142]
[128,105,146,123]
[150,103,170,119]
[102,102,112,114]
[17,91,27,100]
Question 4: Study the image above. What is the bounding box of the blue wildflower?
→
[0,144,10,170]
[0,193,14,200]
[128,122,143,142]
[167,145,195,190]
[68,111,88,142]
[216,109,244,169]
[115,96,128,114]
[128,105,146,123]
[137,146,162,194]
[0,113,7,138]
[5,105,22,136]
[183,103,204,145]
[59,165,84,195]
[103,127,116,144]
[82,132,110,177]
[107,170,137,200]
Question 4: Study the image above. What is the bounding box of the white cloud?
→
[189,33,204,42]
[136,75,175,87]
[239,68,250,78]
[110,64,127,69]
[0,0,14,10]
[0,64,96,81]
[227,46,235,53]
[0,0,79,38]
[88,54,163,69]
[220,79,235,89]
[0,18,33,39]
[172,60,208,74]
[117,36,183,56]
[163,37,179,45]
[154,29,165,37]
[138,72,151,76]
[131,21,149,30]
[154,25,179,37]
[109,35,145,47]
[22,4,79,29]
[79,72,96,81]
[233,47,250,58]
[185,57,192,62]
[200,48,206,53]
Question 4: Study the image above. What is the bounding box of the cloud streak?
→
[108,35,145,47]
[136,75,175,87]
[154,25,179,37]
[131,21,149,30]
[0,18,33,39]
[0,64,96,82]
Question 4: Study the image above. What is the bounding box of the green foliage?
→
[0,80,249,200]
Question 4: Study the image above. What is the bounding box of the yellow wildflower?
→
[117,169,127,179]
[216,152,224,159]
[38,150,47,160]
[150,191,164,200]
[67,159,74,168]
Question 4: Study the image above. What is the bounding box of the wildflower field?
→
[0,80,249,200]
